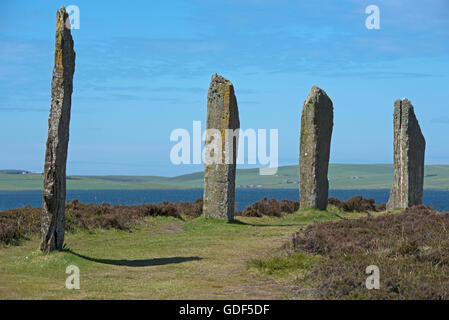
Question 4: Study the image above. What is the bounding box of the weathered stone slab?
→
[387,99,426,210]
[202,74,240,221]
[299,86,333,210]
[41,7,75,252]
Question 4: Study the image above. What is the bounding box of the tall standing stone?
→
[41,7,75,252]
[387,99,425,210]
[299,86,333,210]
[202,74,240,221]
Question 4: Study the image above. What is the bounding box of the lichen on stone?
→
[203,74,240,221]
[387,99,426,210]
[41,7,75,252]
[299,86,333,210]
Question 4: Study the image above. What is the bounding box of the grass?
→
[0,174,182,191]
[0,207,374,299]
[247,253,319,276]
[2,164,449,190]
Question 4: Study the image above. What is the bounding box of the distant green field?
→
[1,164,449,191]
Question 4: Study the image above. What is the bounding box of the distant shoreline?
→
[1,164,449,191]
[2,188,449,212]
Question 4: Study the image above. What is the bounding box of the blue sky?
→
[0,0,448,176]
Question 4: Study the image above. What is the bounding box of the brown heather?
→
[238,197,300,217]
[328,195,386,213]
[291,205,449,299]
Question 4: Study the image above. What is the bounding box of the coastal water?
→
[1,189,449,212]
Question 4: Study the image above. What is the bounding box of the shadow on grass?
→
[65,249,202,267]
[230,219,299,227]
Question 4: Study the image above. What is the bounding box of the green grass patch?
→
[247,253,319,276]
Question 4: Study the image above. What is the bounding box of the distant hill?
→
[1,164,449,191]
[0,169,35,175]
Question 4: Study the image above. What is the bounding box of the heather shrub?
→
[65,201,147,231]
[342,195,376,212]
[327,197,344,208]
[0,206,41,244]
[291,205,449,299]
[0,220,21,244]
[239,197,300,217]
[328,195,385,213]
[177,198,203,218]
[280,199,300,213]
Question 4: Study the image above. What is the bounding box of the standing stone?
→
[387,99,425,210]
[202,74,240,221]
[41,7,75,252]
[299,86,333,210]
